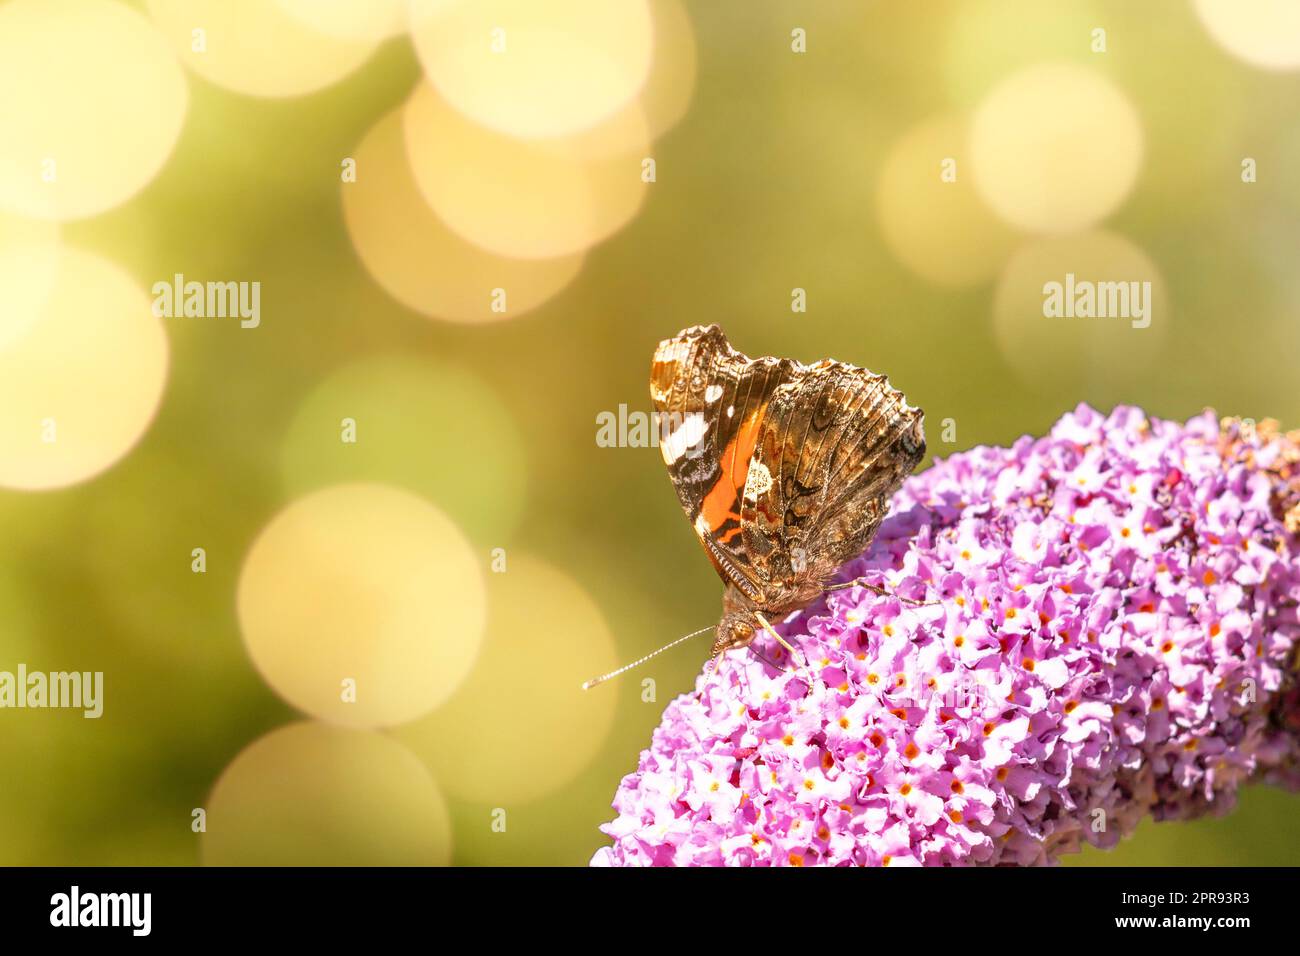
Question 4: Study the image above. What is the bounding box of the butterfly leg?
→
[753,611,802,660]
[825,578,940,608]
[748,645,789,673]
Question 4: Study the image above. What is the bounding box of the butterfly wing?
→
[650,325,794,603]
[738,358,926,599]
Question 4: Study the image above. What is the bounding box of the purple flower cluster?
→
[593,406,1300,866]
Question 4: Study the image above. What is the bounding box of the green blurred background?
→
[0,0,1298,865]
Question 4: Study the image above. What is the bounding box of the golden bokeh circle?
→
[943,0,1102,107]
[409,0,654,140]
[403,82,650,260]
[992,230,1167,394]
[145,0,382,98]
[0,247,169,491]
[342,108,584,322]
[877,115,1021,286]
[203,722,453,866]
[237,483,487,728]
[451,0,693,162]
[395,554,618,805]
[641,0,698,141]
[278,352,528,543]
[274,0,408,41]
[0,210,60,350]
[970,62,1143,234]
[1194,0,1300,71]
[0,0,188,221]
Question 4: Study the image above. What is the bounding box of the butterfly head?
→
[712,611,757,654]
[895,406,927,471]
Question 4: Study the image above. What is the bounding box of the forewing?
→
[650,325,792,601]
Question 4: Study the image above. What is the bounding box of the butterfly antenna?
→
[581,624,717,690]
[705,651,721,679]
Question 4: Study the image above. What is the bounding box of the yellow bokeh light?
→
[145,0,382,98]
[642,0,698,141]
[409,0,654,140]
[0,0,188,221]
[536,0,696,162]
[1195,0,1300,71]
[433,0,692,165]
[943,0,1102,107]
[970,63,1143,234]
[343,109,584,322]
[395,554,618,805]
[203,722,453,866]
[0,247,169,491]
[237,483,486,728]
[877,115,1021,286]
[992,230,1167,394]
[274,0,408,41]
[0,210,60,350]
[403,82,650,259]
[279,353,527,543]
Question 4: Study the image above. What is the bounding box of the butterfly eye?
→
[731,623,755,647]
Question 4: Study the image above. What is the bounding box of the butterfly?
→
[649,324,926,666]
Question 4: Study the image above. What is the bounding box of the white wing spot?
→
[743,460,772,501]
[705,384,723,402]
[661,413,708,465]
